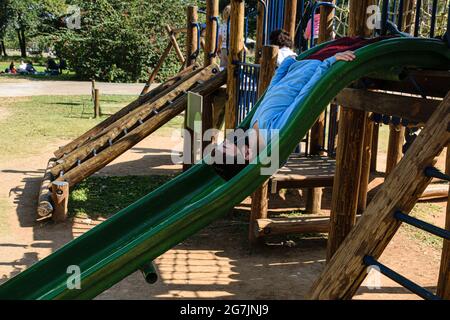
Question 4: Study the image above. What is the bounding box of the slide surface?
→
[1,38,449,299]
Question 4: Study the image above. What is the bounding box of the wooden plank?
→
[255,215,362,238]
[365,70,450,98]
[58,69,226,187]
[308,91,450,300]
[225,0,245,130]
[370,123,379,172]
[54,64,200,158]
[255,0,265,64]
[50,65,212,178]
[334,88,440,124]
[249,45,278,245]
[256,216,331,237]
[437,145,450,299]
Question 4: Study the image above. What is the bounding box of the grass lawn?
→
[70,175,174,219]
[0,95,184,162]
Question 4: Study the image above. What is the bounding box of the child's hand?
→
[335,51,356,62]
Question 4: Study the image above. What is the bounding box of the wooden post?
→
[255,0,266,64]
[186,6,199,68]
[183,5,199,170]
[225,0,245,131]
[358,115,374,213]
[51,181,69,222]
[370,123,379,172]
[308,91,450,300]
[437,145,450,299]
[166,25,185,65]
[91,79,96,101]
[202,0,220,152]
[306,0,335,214]
[94,89,100,118]
[249,45,279,245]
[283,0,298,42]
[204,0,219,66]
[385,124,405,175]
[326,0,376,262]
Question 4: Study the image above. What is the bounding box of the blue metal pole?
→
[394,211,450,240]
[414,0,422,37]
[363,256,441,300]
[429,0,438,37]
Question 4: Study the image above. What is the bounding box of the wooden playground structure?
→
[34,0,449,300]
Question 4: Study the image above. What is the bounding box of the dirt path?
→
[0,125,446,300]
[0,79,157,97]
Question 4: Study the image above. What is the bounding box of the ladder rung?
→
[363,256,441,300]
[424,166,450,182]
[394,211,450,240]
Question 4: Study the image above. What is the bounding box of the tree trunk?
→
[0,40,7,57]
[17,29,26,58]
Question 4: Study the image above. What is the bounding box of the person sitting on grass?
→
[8,61,17,74]
[18,60,27,74]
[269,29,297,66]
[25,61,37,74]
[46,57,59,75]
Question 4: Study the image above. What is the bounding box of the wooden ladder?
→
[307,91,450,300]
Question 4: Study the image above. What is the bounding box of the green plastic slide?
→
[0,38,449,299]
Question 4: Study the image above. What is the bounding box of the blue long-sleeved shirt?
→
[250,56,337,143]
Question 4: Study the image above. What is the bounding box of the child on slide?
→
[210,50,355,179]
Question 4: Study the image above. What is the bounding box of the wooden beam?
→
[50,66,210,178]
[437,145,450,299]
[140,42,174,96]
[326,0,377,261]
[58,69,226,187]
[166,25,185,65]
[94,89,101,118]
[365,70,450,99]
[370,123,379,172]
[308,91,450,300]
[225,0,245,130]
[283,0,298,42]
[249,45,279,246]
[256,215,331,237]
[255,215,362,238]
[54,64,200,159]
[334,88,440,124]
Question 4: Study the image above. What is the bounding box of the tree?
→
[55,0,198,82]
[0,0,10,56]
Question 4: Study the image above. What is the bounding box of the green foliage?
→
[55,0,197,82]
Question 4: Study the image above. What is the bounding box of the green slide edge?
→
[0,37,449,300]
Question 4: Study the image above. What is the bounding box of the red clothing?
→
[305,36,396,61]
[304,14,320,40]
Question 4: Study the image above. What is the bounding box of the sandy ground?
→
[0,126,446,300]
[0,79,156,97]
[0,83,447,299]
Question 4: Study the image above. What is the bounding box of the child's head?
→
[222,5,231,22]
[269,29,293,49]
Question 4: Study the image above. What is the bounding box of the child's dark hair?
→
[269,29,293,49]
